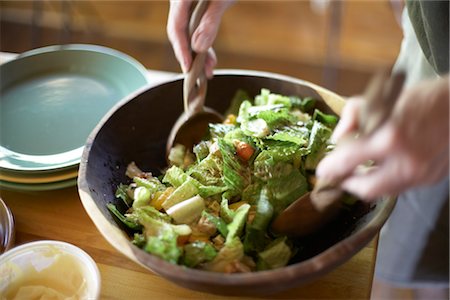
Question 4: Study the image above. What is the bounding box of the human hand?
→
[316,75,449,200]
[167,0,234,78]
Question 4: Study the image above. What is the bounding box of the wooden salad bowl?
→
[78,70,396,295]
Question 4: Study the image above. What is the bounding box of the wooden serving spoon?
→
[271,71,405,237]
[166,0,223,158]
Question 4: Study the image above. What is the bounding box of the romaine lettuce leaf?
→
[193,141,210,162]
[241,118,270,138]
[253,145,307,183]
[145,230,181,264]
[182,241,217,268]
[225,203,250,244]
[241,182,263,204]
[289,96,316,113]
[313,108,338,128]
[115,183,132,208]
[243,188,273,254]
[255,107,296,129]
[188,152,223,186]
[209,123,236,139]
[266,125,310,146]
[167,144,187,168]
[218,139,250,197]
[162,165,188,188]
[255,88,292,108]
[133,207,191,264]
[204,237,244,272]
[305,120,332,170]
[106,203,141,230]
[266,162,308,214]
[132,186,151,208]
[161,179,198,210]
[202,210,229,237]
[220,197,236,224]
[164,165,227,198]
[257,237,292,270]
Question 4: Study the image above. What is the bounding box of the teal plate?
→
[0,44,149,172]
[0,177,78,192]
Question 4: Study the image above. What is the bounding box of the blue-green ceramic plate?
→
[0,177,78,192]
[0,44,149,172]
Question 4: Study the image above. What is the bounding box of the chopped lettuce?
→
[193,141,210,162]
[161,179,198,210]
[106,203,141,230]
[164,165,226,198]
[243,188,273,253]
[255,88,291,108]
[220,198,236,224]
[167,144,187,167]
[218,139,249,198]
[204,237,245,272]
[144,231,181,264]
[266,125,309,146]
[241,118,270,138]
[305,120,332,170]
[187,152,223,186]
[133,176,165,192]
[202,210,229,237]
[313,108,339,128]
[115,183,132,208]
[290,96,316,113]
[255,107,296,129]
[266,163,308,214]
[162,165,188,188]
[209,123,235,139]
[111,88,338,272]
[225,203,250,244]
[182,241,217,268]
[132,186,151,208]
[257,237,292,270]
[134,207,191,264]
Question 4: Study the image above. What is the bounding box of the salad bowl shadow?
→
[78,69,396,296]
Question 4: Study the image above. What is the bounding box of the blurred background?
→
[0,0,403,97]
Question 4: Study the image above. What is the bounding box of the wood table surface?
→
[1,51,376,299]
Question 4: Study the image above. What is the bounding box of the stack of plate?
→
[0,44,149,191]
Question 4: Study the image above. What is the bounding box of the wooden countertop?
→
[0,51,376,299]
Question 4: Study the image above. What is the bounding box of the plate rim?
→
[0,44,150,172]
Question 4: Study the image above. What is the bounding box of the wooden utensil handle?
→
[360,71,405,135]
[183,0,209,117]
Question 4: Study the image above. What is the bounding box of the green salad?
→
[108,88,339,273]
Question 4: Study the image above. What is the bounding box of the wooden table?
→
[0,52,377,299]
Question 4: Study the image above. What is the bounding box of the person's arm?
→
[166,0,234,77]
[316,75,449,200]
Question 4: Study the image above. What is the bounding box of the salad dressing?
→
[2,248,87,300]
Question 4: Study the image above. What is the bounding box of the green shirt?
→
[407,0,449,75]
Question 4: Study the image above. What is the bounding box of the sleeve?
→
[406,0,449,75]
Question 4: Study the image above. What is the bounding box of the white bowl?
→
[0,240,101,299]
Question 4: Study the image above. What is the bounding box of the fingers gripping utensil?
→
[271,71,405,237]
[166,0,223,158]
